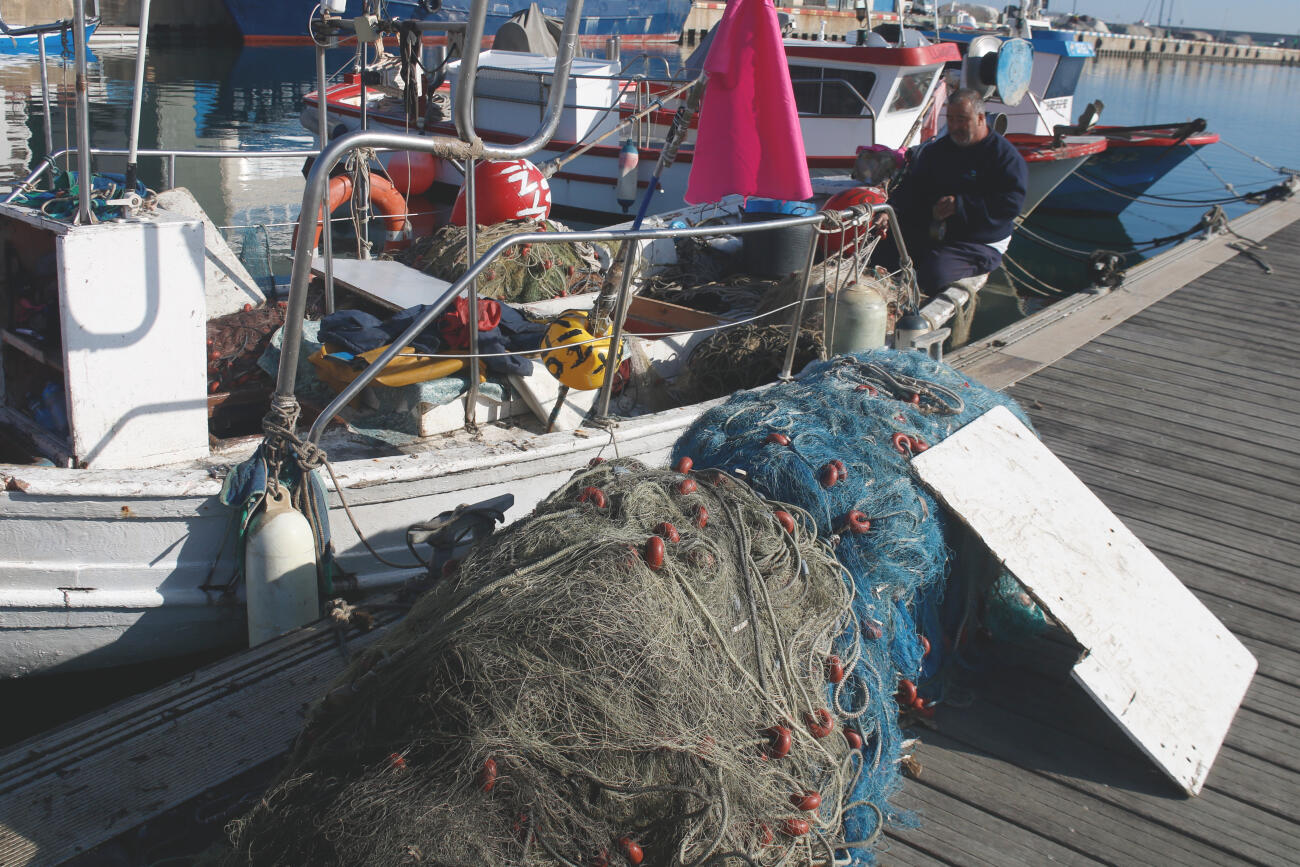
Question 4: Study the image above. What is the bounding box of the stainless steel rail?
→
[4,148,329,203]
[302,206,909,445]
[275,0,588,405]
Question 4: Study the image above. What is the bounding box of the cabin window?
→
[789,65,877,116]
[886,70,933,112]
[1044,57,1086,100]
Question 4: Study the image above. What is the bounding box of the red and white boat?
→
[302,33,1104,221]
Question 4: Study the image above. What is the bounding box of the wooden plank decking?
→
[884,219,1300,863]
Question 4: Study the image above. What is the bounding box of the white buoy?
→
[826,280,888,355]
[616,138,639,213]
[244,486,320,647]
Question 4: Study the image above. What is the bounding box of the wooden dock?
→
[886,205,1300,862]
[1,199,1298,865]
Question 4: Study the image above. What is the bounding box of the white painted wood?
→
[508,363,599,431]
[155,187,266,316]
[56,214,211,469]
[913,405,1257,795]
[313,255,454,311]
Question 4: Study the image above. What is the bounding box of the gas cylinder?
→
[244,486,320,647]
[616,139,639,212]
[826,280,888,356]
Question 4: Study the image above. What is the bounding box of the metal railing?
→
[298,203,911,445]
[3,147,329,203]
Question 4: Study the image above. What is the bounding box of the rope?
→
[260,400,421,571]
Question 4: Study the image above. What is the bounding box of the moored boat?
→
[222,0,692,46]
[0,13,97,55]
[304,28,1100,221]
[1,0,924,678]
[1035,121,1221,215]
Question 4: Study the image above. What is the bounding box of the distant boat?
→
[0,14,97,55]
[1035,121,1221,216]
[221,0,692,45]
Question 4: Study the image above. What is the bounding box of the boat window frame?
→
[885,68,936,113]
[788,64,878,117]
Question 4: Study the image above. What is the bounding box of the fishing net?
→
[672,349,1035,859]
[224,459,881,866]
[395,218,610,303]
[676,325,825,403]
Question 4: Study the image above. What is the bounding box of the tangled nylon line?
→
[223,459,884,866]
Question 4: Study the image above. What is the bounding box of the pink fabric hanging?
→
[684,0,812,204]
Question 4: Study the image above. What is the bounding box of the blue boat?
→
[0,15,97,55]
[222,0,692,45]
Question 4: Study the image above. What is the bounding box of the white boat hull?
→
[0,401,711,677]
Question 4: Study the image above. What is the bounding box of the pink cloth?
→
[684,0,812,204]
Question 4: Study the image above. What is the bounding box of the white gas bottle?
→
[244,487,320,647]
[826,280,888,356]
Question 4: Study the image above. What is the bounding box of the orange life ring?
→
[296,173,410,251]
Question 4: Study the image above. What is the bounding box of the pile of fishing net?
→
[395,218,609,303]
[675,324,825,403]
[673,349,1037,855]
[224,459,880,866]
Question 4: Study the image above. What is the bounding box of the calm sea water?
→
[0,37,1296,745]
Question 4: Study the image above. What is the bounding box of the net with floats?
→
[224,459,880,866]
[394,218,609,303]
[672,349,1035,854]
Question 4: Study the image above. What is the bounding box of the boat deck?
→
[1,204,1297,865]
[885,218,1300,863]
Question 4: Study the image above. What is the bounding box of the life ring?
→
[295,173,410,251]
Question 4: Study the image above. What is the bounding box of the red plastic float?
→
[824,655,845,684]
[643,536,665,570]
[677,478,697,495]
[655,522,680,543]
[618,837,644,865]
[674,456,693,474]
[765,432,791,446]
[773,510,796,535]
[804,708,834,738]
[480,757,497,792]
[790,791,822,811]
[578,486,607,508]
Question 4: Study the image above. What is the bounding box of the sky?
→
[1058,0,1300,35]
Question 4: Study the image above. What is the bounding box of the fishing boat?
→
[1034,120,1221,215]
[0,12,97,56]
[933,24,1221,216]
[0,0,921,678]
[222,0,692,46]
[304,26,1104,221]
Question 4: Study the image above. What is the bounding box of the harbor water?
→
[0,35,1297,746]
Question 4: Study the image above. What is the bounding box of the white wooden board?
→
[313,255,454,311]
[912,405,1257,795]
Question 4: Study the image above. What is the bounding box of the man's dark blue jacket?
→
[890,131,1028,247]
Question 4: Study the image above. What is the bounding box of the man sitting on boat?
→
[876,88,1028,296]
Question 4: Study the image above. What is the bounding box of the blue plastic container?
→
[740,198,816,279]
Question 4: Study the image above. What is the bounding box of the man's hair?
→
[948,88,986,114]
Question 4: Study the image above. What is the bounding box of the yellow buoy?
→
[541,310,619,391]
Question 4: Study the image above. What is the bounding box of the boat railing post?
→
[168,153,176,187]
[278,0,587,408]
[124,0,152,194]
[464,157,481,426]
[316,41,336,314]
[778,212,827,381]
[593,238,641,420]
[71,0,93,225]
[36,33,54,168]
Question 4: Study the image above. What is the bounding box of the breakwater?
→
[1082,32,1300,65]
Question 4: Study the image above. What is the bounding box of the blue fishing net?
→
[672,348,1032,861]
